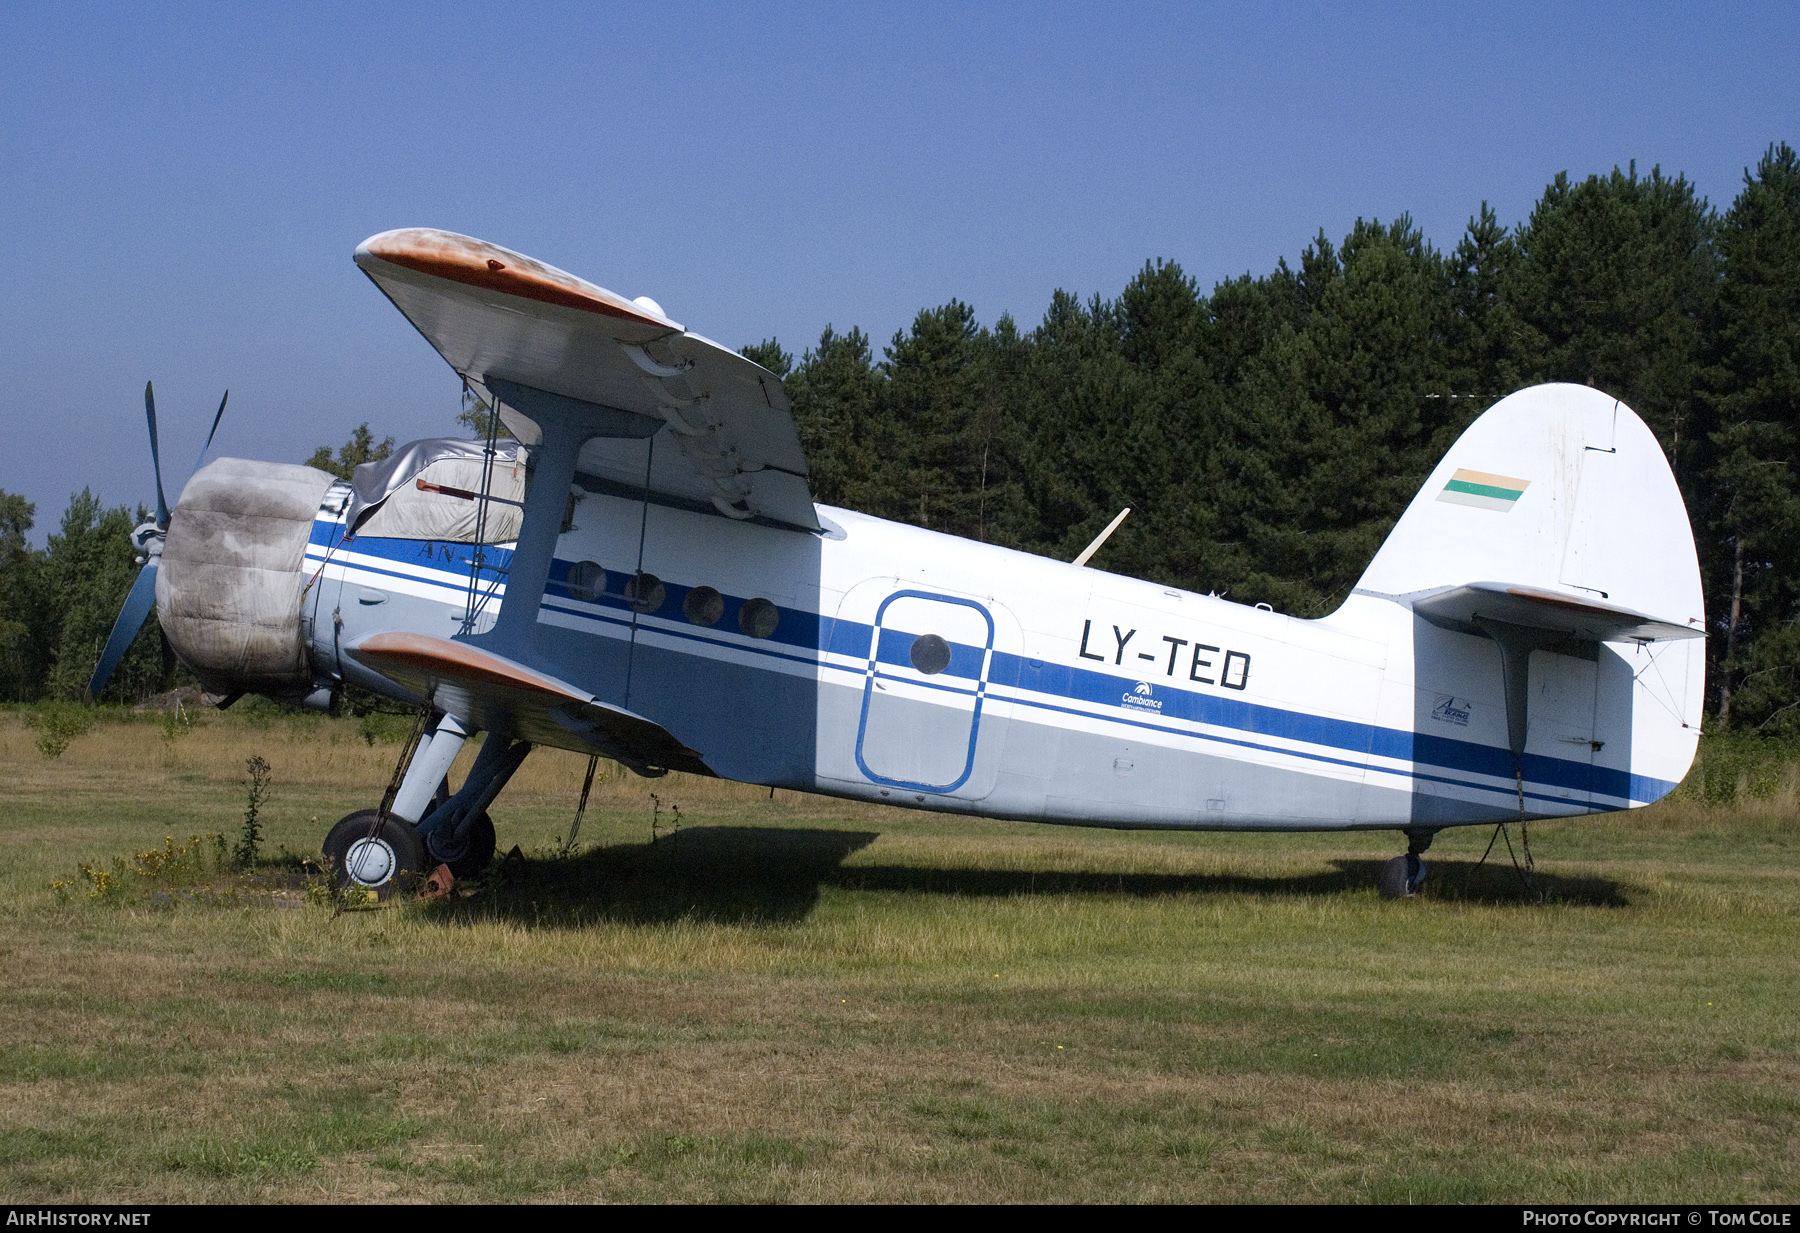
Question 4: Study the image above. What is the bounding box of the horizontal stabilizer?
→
[1410,582,1704,643]
[345,631,712,777]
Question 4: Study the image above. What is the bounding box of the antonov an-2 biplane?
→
[89,228,1706,899]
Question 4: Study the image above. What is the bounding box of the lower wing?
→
[344,630,712,778]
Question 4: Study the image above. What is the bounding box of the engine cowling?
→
[156,458,335,698]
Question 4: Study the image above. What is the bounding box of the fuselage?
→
[303,473,1688,832]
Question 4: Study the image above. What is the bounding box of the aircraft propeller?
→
[87,382,228,699]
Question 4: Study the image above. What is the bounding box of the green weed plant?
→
[160,703,198,744]
[25,702,93,759]
[235,756,271,868]
[50,833,233,906]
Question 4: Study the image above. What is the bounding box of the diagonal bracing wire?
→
[461,378,504,636]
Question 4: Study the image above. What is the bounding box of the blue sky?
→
[4,2,1797,540]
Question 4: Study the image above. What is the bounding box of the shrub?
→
[24,702,93,758]
[160,703,198,744]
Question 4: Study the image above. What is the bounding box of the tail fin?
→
[1356,383,1704,810]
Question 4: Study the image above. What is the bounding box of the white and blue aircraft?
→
[90,229,1706,899]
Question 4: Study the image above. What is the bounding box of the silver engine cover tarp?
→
[344,437,527,537]
[158,458,334,695]
[352,450,527,543]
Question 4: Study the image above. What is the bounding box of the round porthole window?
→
[624,572,665,614]
[683,585,725,626]
[910,633,952,675]
[567,560,606,603]
[738,597,780,639]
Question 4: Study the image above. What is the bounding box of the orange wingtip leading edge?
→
[357,228,682,331]
[351,631,585,701]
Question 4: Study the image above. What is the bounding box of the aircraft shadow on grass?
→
[832,856,1628,909]
[428,826,1628,929]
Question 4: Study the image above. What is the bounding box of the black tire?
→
[1376,853,1425,898]
[440,812,496,880]
[323,809,425,901]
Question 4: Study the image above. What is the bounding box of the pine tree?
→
[1197,264,1307,392]
[739,338,793,378]
[1216,218,1456,613]
[306,424,394,480]
[1703,143,1800,728]
[43,490,165,702]
[785,326,882,509]
[1446,202,1518,403]
[876,301,1013,539]
[1503,164,1718,475]
[1012,288,1139,563]
[1105,261,1226,589]
[0,492,47,701]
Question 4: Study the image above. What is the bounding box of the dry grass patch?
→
[0,710,1796,1201]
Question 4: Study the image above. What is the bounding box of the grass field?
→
[1,705,1796,1203]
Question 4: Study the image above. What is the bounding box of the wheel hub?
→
[344,836,397,886]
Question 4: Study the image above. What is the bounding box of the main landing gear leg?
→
[321,711,479,901]
[389,713,468,827]
[1377,829,1436,899]
[415,735,530,879]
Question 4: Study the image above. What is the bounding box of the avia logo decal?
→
[1436,469,1529,512]
[1122,681,1163,712]
[1431,694,1472,726]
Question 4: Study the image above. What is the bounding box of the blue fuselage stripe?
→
[313,525,1676,805]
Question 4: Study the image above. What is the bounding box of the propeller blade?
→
[89,562,159,700]
[144,381,170,528]
[192,389,228,475]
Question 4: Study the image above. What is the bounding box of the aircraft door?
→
[1524,647,1600,810]
[848,587,1013,799]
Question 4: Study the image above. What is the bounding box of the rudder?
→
[1353,383,1704,813]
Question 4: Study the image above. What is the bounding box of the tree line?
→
[4,144,1796,731]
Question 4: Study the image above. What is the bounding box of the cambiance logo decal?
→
[1122,681,1163,712]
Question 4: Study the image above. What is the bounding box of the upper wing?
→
[354,228,818,530]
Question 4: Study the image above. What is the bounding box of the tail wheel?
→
[323,810,425,901]
[1376,852,1426,899]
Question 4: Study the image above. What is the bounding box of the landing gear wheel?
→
[438,812,496,880]
[323,810,425,902]
[1377,853,1426,899]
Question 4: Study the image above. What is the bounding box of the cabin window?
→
[909,634,951,675]
[567,560,606,603]
[683,586,724,626]
[624,572,666,614]
[739,597,780,639]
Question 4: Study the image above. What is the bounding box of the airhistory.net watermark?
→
[5,1214,151,1227]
